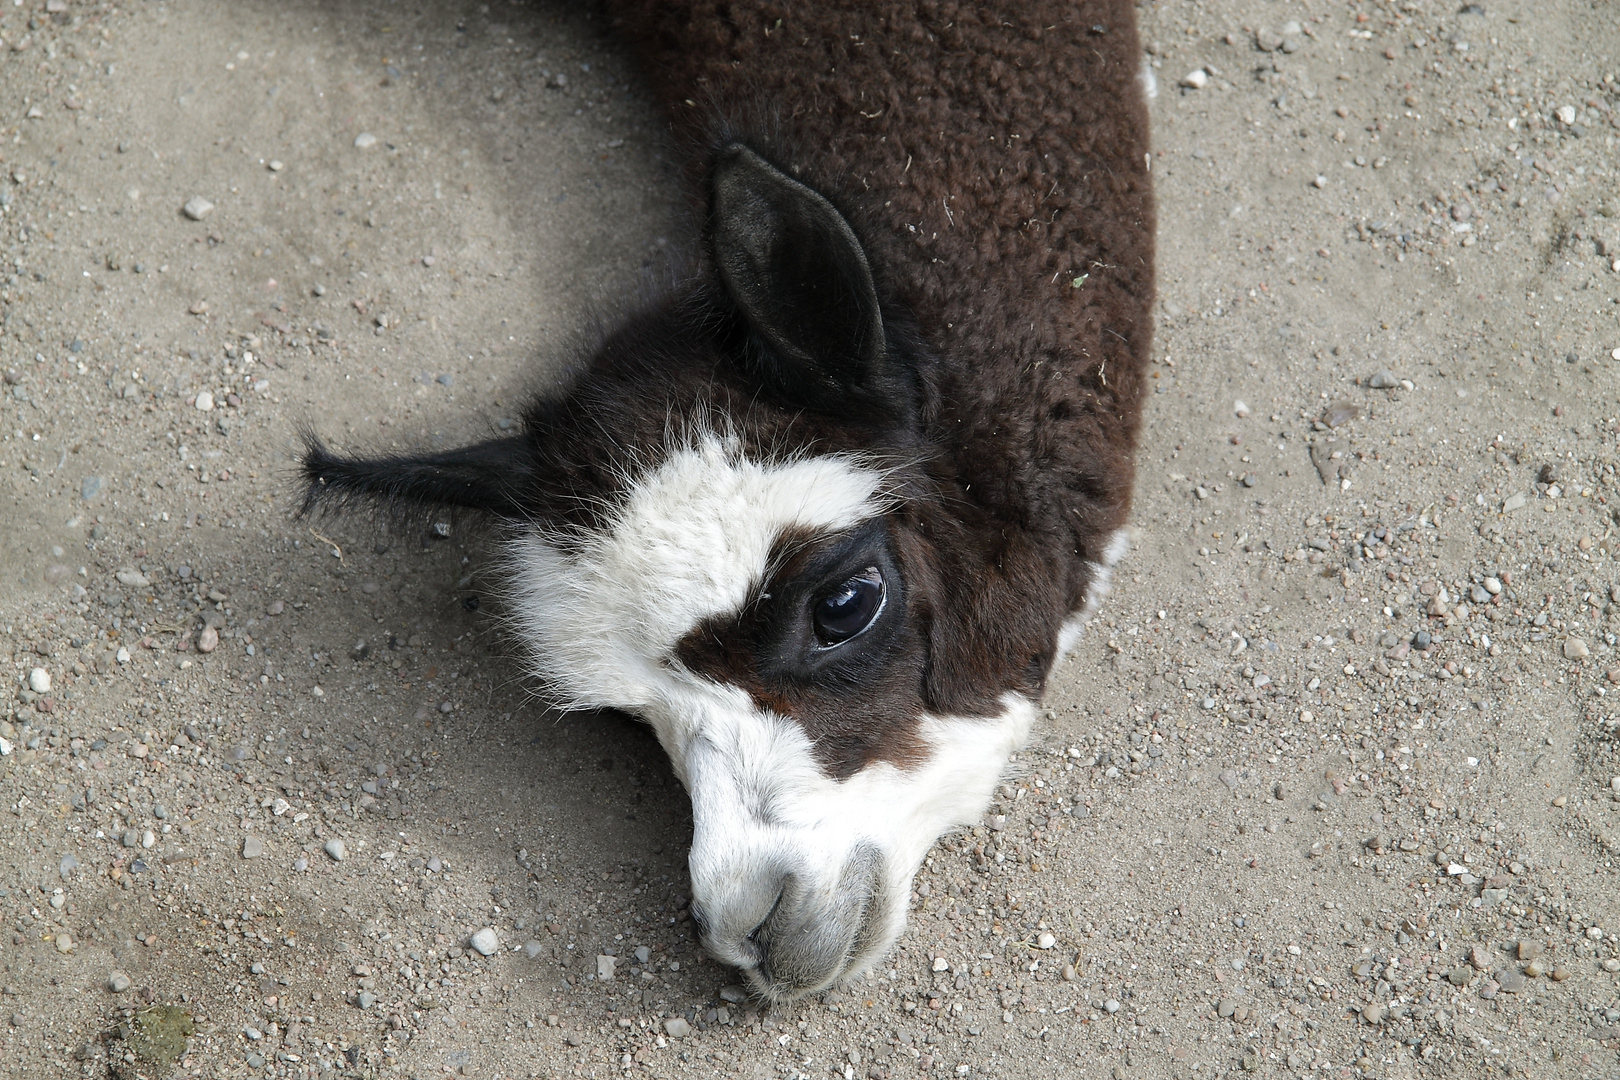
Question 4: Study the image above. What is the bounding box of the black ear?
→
[299,432,536,520]
[709,144,902,417]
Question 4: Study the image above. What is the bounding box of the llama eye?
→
[811,567,885,647]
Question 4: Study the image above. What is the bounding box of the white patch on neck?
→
[1055,525,1132,662]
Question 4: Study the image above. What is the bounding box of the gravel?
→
[0,6,1614,1080]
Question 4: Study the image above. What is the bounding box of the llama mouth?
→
[719,846,889,1001]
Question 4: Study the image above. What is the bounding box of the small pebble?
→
[1036,932,1057,950]
[324,838,347,862]
[595,954,616,980]
[353,132,378,150]
[182,196,214,220]
[634,946,651,964]
[54,933,73,954]
[196,626,219,653]
[1181,69,1209,90]
[1367,369,1401,389]
[1563,638,1590,660]
[194,390,214,412]
[27,668,50,694]
[1602,959,1620,973]
[524,940,544,959]
[1360,1002,1385,1025]
[1103,999,1121,1014]
[426,855,442,873]
[469,928,499,956]
[292,858,308,872]
[267,160,284,172]
[932,957,950,972]
[356,991,376,1010]
[663,1018,691,1038]
[719,985,747,1003]
[108,972,131,993]
[241,836,264,860]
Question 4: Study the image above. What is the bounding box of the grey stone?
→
[1495,967,1527,993]
[241,836,264,859]
[663,1017,691,1038]
[719,985,747,1003]
[524,940,544,959]
[108,971,131,993]
[182,196,214,221]
[1367,369,1401,389]
[469,927,499,956]
[324,838,347,862]
[80,476,101,500]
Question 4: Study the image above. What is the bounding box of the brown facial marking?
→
[674,523,930,779]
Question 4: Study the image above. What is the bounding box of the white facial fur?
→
[501,435,1107,996]
[505,435,1030,995]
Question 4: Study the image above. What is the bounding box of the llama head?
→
[301,145,1048,999]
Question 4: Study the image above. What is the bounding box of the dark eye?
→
[811,567,885,647]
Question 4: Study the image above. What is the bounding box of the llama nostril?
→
[746,886,786,946]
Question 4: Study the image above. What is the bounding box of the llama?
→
[301,0,1154,1000]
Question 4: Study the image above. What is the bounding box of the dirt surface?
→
[2,2,1619,1079]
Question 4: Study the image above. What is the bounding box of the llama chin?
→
[301,0,1154,999]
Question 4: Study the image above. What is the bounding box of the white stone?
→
[469,927,499,956]
[1180,69,1209,90]
[1037,933,1057,950]
[194,390,214,412]
[141,830,155,849]
[182,196,214,220]
[1556,105,1576,125]
[108,971,131,993]
[932,957,950,972]
[353,132,378,150]
[596,954,616,980]
[27,667,50,693]
[324,838,347,861]
[663,1018,691,1038]
[1232,399,1250,418]
[116,569,151,588]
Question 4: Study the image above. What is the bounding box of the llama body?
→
[303,1,1153,999]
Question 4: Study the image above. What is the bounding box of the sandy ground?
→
[2,2,1619,1079]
